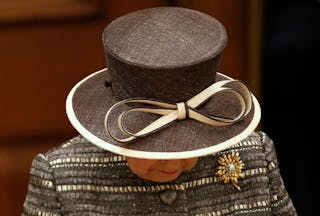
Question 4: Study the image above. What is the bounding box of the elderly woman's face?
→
[125,157,199,183]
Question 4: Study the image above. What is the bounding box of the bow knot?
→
[176,102,188,120]
[105,80,252,143]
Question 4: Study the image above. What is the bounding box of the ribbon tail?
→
[127,111,178,138]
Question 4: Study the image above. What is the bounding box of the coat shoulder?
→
[43,135,119,162]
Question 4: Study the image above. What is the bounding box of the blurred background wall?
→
[262,0,318,215]
[0,0,317,215]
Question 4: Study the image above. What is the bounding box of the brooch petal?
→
[215,152,244,191]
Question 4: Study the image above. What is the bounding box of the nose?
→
[161,160,181,171]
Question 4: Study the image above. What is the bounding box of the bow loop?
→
[105,80,252,143]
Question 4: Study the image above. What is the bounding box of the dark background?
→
[262,0,319,215]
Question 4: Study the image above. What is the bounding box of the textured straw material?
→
[66,7,261,159]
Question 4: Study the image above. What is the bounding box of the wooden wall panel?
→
[0,21,107,140]
[0,0,105,23]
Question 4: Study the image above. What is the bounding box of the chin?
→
[150,174,181,183]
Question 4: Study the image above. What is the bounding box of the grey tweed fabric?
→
[22,131,297,215]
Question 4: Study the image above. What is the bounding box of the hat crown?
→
[102,7,227,102]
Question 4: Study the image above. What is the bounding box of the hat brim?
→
[66,68,261,159]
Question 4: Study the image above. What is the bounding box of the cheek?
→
[126,158,157,176]
[183,158,199,170]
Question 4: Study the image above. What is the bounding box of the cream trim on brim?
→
[66,68,261,159]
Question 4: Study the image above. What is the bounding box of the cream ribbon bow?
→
[104,80,252,143]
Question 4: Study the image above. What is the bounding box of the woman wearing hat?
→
[22,7,297,215]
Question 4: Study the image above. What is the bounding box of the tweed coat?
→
[22,131,297,215]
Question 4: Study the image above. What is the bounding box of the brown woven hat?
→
[66,7,261,159]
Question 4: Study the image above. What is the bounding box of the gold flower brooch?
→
[216,152,244,191]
